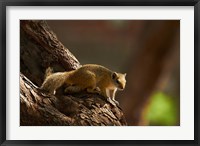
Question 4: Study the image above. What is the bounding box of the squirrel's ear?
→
[124,73,127,77]
[112,72,118,79]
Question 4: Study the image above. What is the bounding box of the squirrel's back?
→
[79,64,112,76]
[40,64,126,99]
[66,64,113,86]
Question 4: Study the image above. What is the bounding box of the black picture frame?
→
[0,0,199,145]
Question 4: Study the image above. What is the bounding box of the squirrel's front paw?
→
[113,100,119,106]
[107,97,117,106]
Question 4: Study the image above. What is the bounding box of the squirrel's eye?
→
[116,80,120,84]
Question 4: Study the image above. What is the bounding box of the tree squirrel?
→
[40,64,126,105]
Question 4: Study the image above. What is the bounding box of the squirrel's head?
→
[111,72,126,90]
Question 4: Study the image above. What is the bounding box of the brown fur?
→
[40,64,126,102]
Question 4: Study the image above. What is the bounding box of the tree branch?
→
[20,20,127,126]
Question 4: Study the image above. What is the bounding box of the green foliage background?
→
[146,92,179,126]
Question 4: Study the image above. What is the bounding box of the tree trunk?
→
[20,20,127,126]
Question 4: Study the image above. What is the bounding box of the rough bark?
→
[20,20,127,126]
[20,20,80,86]
[20,73,126,126]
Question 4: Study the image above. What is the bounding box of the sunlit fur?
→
[112,72,126,90]
[40,64,127,102]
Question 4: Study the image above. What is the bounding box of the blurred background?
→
[47,20,180,126]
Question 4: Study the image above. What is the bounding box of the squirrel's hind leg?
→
[65,85,100,95]
[64,85,83,94]
[86,86,101,94]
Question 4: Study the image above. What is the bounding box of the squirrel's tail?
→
[44,67,53,79]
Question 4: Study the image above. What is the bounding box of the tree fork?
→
[20,20,127,126]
